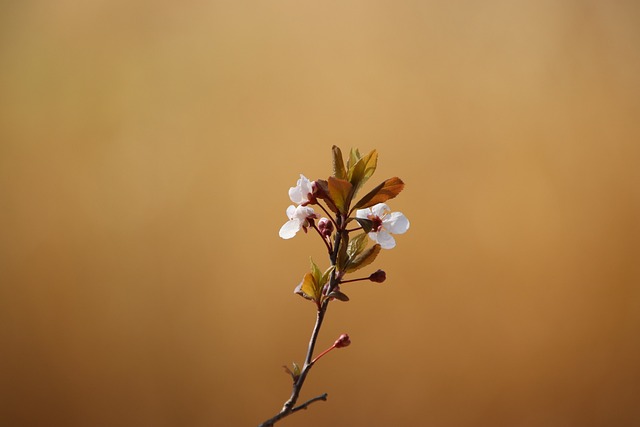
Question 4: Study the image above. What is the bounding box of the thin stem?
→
[330,215,344,266]
[317,202,338,228]
[311,344,336,364]
[327,214,346,294]
[257,302,329,427]
[310,223,332,255]
[339,276,370,284]
[257,213,346,427]
[281,303,327,411]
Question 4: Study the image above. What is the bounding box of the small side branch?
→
[258,393,328,427]
[292,393,328,413]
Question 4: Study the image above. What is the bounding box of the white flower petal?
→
[288,187,303,205]
[279,219,301,239]
[286,205,296,219]
[370,203,390,218]
[372,230,396,249]
[301,174,313,190]
[384,212,410,234]
[288,174,313,204]
[355,208,370,219]
[294,206,315,221]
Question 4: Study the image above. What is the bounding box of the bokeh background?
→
[1,1,639,426]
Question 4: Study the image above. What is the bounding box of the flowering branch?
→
[258,146,409,427]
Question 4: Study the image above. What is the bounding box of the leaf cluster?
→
[294,146,404,306]
[316,146,404,216]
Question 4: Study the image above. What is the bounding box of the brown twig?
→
[257,216,346,427]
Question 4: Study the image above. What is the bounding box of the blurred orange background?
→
[1,1,639,426]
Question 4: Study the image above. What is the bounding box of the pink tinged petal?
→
[384,212,410,234]
[370,203,390,218]
[374,230,396,249]
[294,205,315,221]
[279,219,301,239]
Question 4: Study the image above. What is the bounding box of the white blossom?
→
[279,205,317,239]
[355,203,409,249]
[288,174,314,205]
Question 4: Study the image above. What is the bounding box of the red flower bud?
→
[368,269,386,283]
[334,333,351,348]
[318,217,334,237]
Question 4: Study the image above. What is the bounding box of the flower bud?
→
[368,269,386,283]
[334,333,351,348]
[318,217,334,237]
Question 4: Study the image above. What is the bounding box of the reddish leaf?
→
[314,179,339,213]
[352,177,405,211]
[328,176,353,214]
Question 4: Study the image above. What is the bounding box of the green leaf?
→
[360,150,378,182]
[327,290,350,302]
[320,266,335,288]
[328,176,353,214]
[336,233,350,272]
[345,244,381,273]
[294,272,321,302]
[347,232,369,258]
[347,149,378,192]
[347,148,361,170]
[283,362,301,382]
[310,258,322,285]
[332,146,347,180]
[352,177,405,211]
[355,218,374,233]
